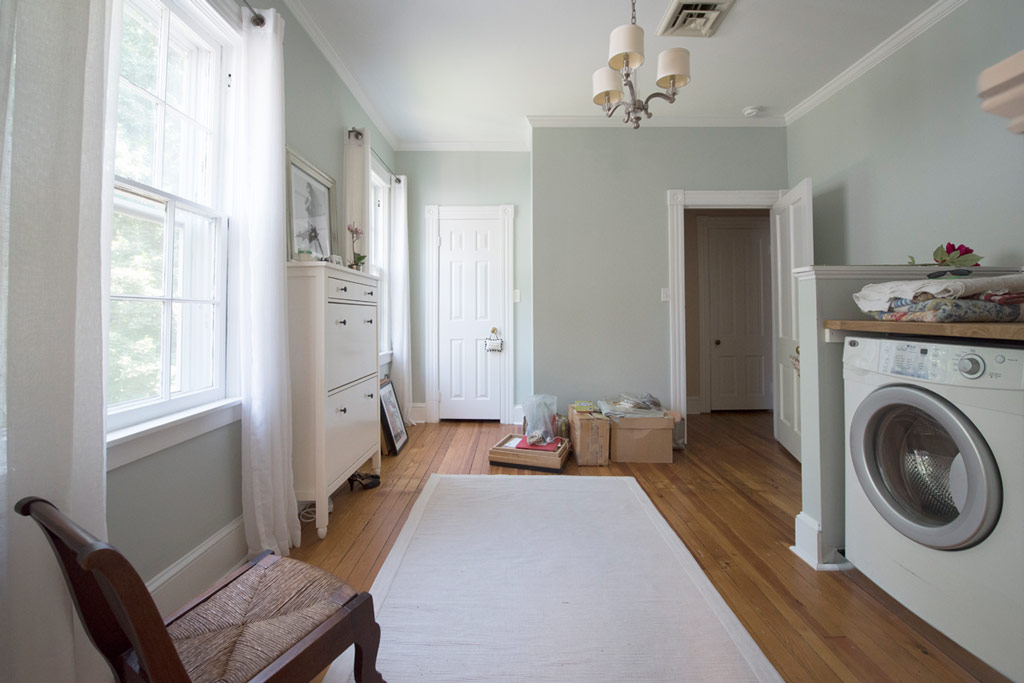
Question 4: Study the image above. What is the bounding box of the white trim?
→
[667,190,783,419]
[396,140,530,153]
[510,404,524,427]
[106,398,242,470]
[686,396,703,415]
[528,115,787,129]
[789,512,853,571]
[410,402,427,423]
[425,205,515,424]
[146,516,248,616]
[794,264,1024,281]
[425,206,440,424]
[790,511,823,569]
[785,0,968,125]
[282,0,400,151]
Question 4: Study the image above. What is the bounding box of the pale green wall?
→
[532,127,788,412]
[107,423,241,581]
[106,4,393,580]
[787,0,1024,266]
[397,151,533,404]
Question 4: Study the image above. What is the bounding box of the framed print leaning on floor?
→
[285,149,336,260]
[380,378,408,455]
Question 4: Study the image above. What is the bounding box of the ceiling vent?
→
[655,1,734,38]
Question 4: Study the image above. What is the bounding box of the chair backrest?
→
[15,497,191,682]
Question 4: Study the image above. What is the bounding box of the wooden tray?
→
[488,434,569,473]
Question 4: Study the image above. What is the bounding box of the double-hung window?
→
[107,0,232,431]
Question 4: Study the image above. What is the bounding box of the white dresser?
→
[287,262,380,539]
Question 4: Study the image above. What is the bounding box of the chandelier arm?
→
[642,90,676,117]
[604,101,627,118]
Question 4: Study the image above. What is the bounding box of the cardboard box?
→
[569,405,610,466]
[609,413,680,463]
[488,434,570,473]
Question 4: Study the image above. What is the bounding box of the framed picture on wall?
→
[285,150,337,260]
[379,378,408,455]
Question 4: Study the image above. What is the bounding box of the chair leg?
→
[346,594,385,683]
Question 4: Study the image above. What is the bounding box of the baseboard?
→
[790,511,823,569]
[686,396,703,414]
[146,516,248,616]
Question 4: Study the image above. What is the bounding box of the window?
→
[369,167,391,356]
[107,0,232,431]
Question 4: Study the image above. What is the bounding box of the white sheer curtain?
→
[236,8,300,557]
[389,176,414,425]
[342,128,371,265]
[1,0,113,679]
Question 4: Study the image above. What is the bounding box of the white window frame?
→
[369,160,392,359]
[106,0,239,437]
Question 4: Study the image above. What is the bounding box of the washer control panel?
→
[859,339,1024,389]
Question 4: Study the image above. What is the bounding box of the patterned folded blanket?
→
[871,292,1024,323]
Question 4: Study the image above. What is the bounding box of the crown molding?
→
[283,0,400,151]
[528,115,787,129]
[397,140,530,153]
[784,0,969,125]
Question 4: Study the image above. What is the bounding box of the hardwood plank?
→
[291,412,1006,682]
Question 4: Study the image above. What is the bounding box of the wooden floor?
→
[292,412,1005,682]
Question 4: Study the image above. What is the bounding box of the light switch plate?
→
[513,289,521,303]
[661,288,670,302]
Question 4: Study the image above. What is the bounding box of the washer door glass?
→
[850,385,1002,550]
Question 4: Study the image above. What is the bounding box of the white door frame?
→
[425,205,515,425]
[667,190,782,417]
[696,215,771,414]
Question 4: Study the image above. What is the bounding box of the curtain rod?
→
[240,0,265,26]
[348,128,402,184]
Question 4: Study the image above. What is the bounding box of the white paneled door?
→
[770,178,814,460]
[705,218,772,411]
[438,209,505,420]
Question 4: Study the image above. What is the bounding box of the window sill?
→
[379,350,393,367]
[106,398,242,471]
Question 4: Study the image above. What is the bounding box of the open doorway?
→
[688,210,772,414]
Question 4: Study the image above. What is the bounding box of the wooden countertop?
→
[824,319,1024,342]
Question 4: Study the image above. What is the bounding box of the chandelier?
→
[592,0,691,128]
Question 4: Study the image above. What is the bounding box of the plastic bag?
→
[523,394,557,444]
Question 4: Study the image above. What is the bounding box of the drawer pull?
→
[337,407,348,414]
[364,319,374,324]
[336,319,347,326]
[336,286,348,293]
[365,290,374,296]
[365,392,375,399]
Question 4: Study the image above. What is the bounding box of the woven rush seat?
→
[168,555,356,682]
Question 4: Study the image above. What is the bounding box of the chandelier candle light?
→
[593,0,691,128]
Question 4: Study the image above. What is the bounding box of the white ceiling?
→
[287,0,942,151]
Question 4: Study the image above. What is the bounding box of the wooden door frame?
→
[696,214,771,414]
[667,190,782,417]
[425,205,515,425]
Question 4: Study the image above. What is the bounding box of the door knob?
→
[714,339,721,346]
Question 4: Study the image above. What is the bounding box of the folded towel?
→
[853,272,1024,313]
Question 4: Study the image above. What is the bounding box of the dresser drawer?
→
[325,302,377,391]
[324,377,379,488]
[327,275,378,304]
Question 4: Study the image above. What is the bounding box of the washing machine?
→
[843,336,1024,680]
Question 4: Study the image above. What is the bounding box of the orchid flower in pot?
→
[347,223,366,270]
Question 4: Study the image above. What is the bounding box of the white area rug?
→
[327,475,781,682]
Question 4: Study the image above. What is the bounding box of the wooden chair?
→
[15,496,386,683]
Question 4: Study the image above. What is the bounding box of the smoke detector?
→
[656,1,734,38]
[742,105,762,117]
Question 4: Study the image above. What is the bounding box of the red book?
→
[516,436,562,452]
